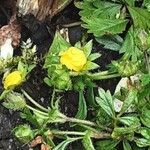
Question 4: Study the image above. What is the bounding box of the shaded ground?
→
[0,2,120,150]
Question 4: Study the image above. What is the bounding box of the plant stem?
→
[22,89,49,112]
[87,72,120,80]
[26,105,49,116]
[52,130,111,139]
[51,89,56,108]
[144,51,150,73]
[52,130,86,136]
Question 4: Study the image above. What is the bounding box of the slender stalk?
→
[22,89,49,112]
[51,89,56,108]
[61,21,82,28]
[87,72,120,80]
[144,51,150,73]
[26,105,49,116]
[52,130,86,136]
[52,130,111,139]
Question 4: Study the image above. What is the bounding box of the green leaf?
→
[135,138,150,147]
[88,53,101,61]
[138,127,150,139]
[53,137,80,150]
[119,88,137,116]
[82,131,95,150]
[86,87,97,107]
[96,35,123,51]
[96,139,119,150]
[140,106,150,128]
[82,40,93,57]
[82,17,128,37]
[44,31,70,68]
[96,88,115,118]
[84,61,99,71]
[128,6,150,29]
[124,0,135,6]
[123,140,132,150]
[120,26,140,61]
[111,127,136,139]
[140,74,150,86]
[118,116,140,127]
[75,90,87,120]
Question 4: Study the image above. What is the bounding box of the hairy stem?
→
[87,72,120,80]
[22,89,49,112]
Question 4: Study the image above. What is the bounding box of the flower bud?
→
[3,70,23,89]
[114,61,139,77]
[13,125,34,143]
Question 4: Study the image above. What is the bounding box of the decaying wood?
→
[17,0,72,21]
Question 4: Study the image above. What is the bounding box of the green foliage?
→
[96,139,119,150]
[82,131,95,150]
[75,90,87,120]
[96,88,115,118]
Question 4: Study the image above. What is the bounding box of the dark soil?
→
[0,2,120,150]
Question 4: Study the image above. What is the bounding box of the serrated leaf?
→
[53,138,80,150]
[96,88,115,118]
[138,127,150,139]
[123,140,132,150]
[82,131,95,150]
[135,138,150,147]
[96,139,119,150]
[120,26,140,61]
[140,106,150,128]
[119,88,137,116]
[82,17,128,37]
[119,116,140,127]
[128,6,150,29]
[124,0,135,6]
[75,90,87,120]
[112,127,136,139]
[140,74,150,86]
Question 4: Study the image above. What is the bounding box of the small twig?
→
[61,21,82,28]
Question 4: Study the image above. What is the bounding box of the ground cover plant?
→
[0,0,150,150]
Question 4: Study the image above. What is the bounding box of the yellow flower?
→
[59,47,87,72]
[3,71,22,89]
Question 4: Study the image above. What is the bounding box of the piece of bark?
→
[16,0,72,21]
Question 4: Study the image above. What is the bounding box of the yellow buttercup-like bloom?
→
[4,71,22,89]
[60,47,87,72]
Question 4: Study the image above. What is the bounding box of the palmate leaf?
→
[96,88,115,118]
[82,17,128,37]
